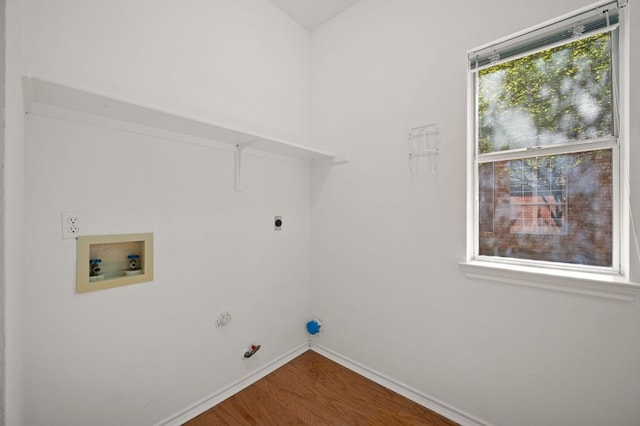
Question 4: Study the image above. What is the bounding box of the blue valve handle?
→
[306,320,322,335]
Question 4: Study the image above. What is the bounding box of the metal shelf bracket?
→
[235,141,257,192]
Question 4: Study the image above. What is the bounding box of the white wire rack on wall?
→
[408,124,440,181]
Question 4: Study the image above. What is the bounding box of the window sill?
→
[459,260,640,302]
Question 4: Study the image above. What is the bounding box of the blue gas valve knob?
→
[306,319,322,335]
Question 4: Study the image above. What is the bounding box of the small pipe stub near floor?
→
[243,344,261,359]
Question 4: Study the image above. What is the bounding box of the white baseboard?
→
[155,343,310,426]
[311,344,490,426]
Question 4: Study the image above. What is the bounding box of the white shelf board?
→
[22,76,336,162]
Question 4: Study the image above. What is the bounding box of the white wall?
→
[1,0,6,419]
[627,1,640,284]
[26,0,311,145]
[4,0,26,424]
[22,1,314,425]
[24,115,312,426]
[310,1,640,425]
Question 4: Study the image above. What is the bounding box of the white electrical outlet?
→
[61,212,83,239]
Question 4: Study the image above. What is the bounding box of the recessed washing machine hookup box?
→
[76,233,153,293]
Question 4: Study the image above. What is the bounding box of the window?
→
[508,156,568,236]
[468,1,625,272]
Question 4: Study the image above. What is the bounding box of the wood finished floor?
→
[184,350,457,425]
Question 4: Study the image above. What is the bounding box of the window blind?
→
[469,0,623,70]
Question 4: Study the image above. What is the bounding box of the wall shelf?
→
[22,76,343,190]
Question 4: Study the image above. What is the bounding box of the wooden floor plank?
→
[184,350,457,426]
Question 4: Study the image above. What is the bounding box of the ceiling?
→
[267,0,360,31]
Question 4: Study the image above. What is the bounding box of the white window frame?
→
[461,0,640,301]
